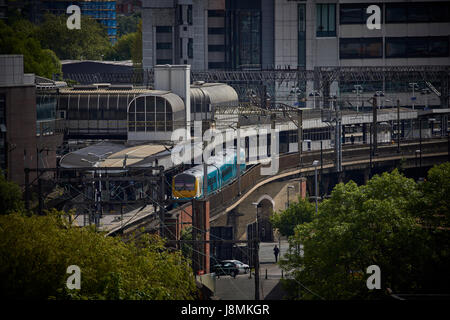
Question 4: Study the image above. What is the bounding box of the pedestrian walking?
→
[273,245,280,263]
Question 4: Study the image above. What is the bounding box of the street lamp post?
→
[312,160,319,215]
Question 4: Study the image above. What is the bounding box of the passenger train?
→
[172,148,246,200]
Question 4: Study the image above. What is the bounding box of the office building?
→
[142,0,450,108]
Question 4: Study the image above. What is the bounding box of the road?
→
[214,240,292,300]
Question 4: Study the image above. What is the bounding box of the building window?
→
[208,27,225,35]
[208,10,225,17]
[156,59,173,64]
[386,37,449,58]
[180,38,183,58]
[339,3,369,24]
[208,45,225,52]
[156,42,172,50]
[156,26,172,33]
[316,4,336,37]
[178,5,183,24]
[187,5,193,25]
[188,38,193,59]
[386,2,450,23]
[340,38,382,59]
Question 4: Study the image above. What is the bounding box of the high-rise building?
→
[142,0,450,107]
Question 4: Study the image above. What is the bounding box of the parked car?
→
[211,261,239,278]
[222,260,250,274]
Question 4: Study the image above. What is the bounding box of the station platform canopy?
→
[59,141,170,169]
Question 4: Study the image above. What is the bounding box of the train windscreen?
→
[174,174,195,191]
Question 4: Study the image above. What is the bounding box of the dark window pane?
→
[340,4,364,24]
[136,113,145,131]
[429,3,449,22]
[208,27,225,34]
[407,37,428,57]
[156,97,165,112]
[208,10,225,17]
[386,38,407,58]
[363,38,382,58]
[429,37,449,57]
[146,113,155,131]
[208,45,225,52]
[386,4,407,23]
[340,38,362,59]
[136,97,145,112]
[188,38,193,58]
[156,59,173,64]
[407,4,429,22]
[146,96,155,112]
[156,42,172,49]
[156,26,172,33]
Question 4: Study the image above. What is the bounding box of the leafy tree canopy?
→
[0,211,198,299]
[0,19,61,78]
[0,172,25,215]
[104,32,137,61]
[281,170,435,299]
[270,197,315,237]
[117,13,141,37]
[37,14,111,60]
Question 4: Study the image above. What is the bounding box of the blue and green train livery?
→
[172,148,246,200]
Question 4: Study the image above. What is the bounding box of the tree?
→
[37,14,111,60]
[270,197,315,237]
[412,162,450,292]
[104,32,137,61]
[0,211,198,299]
[0,19,61,78]
[131,20,142,66]
[281,170,431,299]
[0,172,25,215]
[117,13,141,37]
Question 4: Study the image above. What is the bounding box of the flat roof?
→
[59,141,169,168]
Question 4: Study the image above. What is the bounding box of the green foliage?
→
[131,20,142,66]
[281,170,432,299]
[417,162,450,229]
[270,198,315,237]
[37,14,111,60]
[0,211,197,299]
[180,226,193,260]
[0,172,25,215]
[117,13,141,37]
[0,19,61,78]
[104,32,137,61]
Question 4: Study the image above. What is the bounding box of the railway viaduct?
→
[110,138,449,274]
